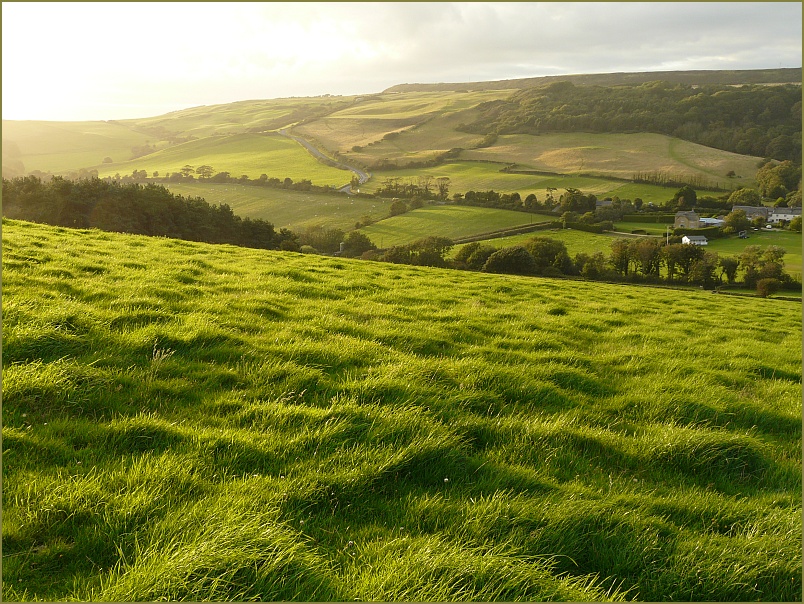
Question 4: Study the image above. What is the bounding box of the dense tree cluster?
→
[2,176,297,250]
[458,80,802,162]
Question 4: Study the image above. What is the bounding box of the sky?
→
[2,2,801,122]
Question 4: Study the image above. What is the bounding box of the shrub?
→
[482,246,536,275]
[756,278,781,298]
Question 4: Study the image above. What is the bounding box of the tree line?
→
[358,234,799,297]
[2,176,298,250]
[457,80,802,163]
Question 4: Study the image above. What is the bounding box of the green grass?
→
[451,228,628,258]
[707,230,803,278]
[94,133,351,185]
[363,161,729,205]
[2,218,801,601]
[358,205,551,248]
[163,182,388,231]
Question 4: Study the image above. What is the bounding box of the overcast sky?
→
[3,2,801,122]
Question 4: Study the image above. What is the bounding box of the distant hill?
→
[383,68,803,93]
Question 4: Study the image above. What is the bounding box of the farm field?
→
[461,133,760,189]
[94,133,352,186]
[2,218,800,601]
[358,205,551,248]
[707,229,803,278]
[451,228,628,259]
[164,182,388,231]
[363,161,728,205]
[295,89,512,157]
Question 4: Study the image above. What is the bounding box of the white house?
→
[768,207,801,225]
[682,235,708,246]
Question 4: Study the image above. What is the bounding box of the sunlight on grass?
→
[2,218,800,602]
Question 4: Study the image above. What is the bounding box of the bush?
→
[756,278,781,298]
[482,246,537,275]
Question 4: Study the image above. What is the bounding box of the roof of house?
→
[682,235,708,242]
[675,211,699,218]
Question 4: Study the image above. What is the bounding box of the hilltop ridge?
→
[383,67,803,93]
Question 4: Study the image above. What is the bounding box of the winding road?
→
[278,129,370,192]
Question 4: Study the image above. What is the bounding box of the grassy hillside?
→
[164,182,388,231]
[94,133,352,186]
[460,133,760,188]
[3,218,801,601]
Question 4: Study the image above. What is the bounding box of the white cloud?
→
[2,2,800,121]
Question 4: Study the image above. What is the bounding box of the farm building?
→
[698,216,725,227]
[682,235,708,246]
[732,205,769,220]
[674,211,700,228]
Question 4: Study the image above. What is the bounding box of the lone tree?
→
[196,165,214,179]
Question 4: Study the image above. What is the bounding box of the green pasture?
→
[707,230,803,277]
[95,133,351,186]
[1,120,153,175]
[452,228,626,258]
[2,218,800,602]
[461,132,759,188]
[164,182,388,231]
[613,221,675,236]
[359,205,549,248]
[364,161,726,205]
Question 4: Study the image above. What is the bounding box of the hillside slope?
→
[2,218,801,601]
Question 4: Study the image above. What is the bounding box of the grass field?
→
[451,228,628,259]
[94,133,351,186]
[707,229,803,278]
[164,182,388,231]
[358,205,551,248]
[363,161,729,205]
[2,218,800,601]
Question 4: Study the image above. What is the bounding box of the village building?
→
[768,206,801,224]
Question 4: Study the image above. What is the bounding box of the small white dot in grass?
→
[444,478,449,482]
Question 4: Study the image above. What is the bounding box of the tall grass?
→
[2,218,800,601]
